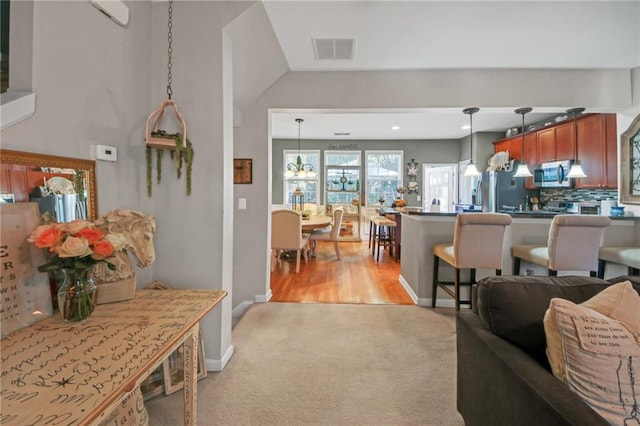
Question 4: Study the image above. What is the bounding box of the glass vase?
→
[58,268,98,322]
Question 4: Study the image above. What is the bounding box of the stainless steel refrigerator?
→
[480,169,537,212]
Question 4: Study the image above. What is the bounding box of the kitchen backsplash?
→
[541,188,618,203]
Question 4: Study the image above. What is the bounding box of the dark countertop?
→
[380,207,637,220]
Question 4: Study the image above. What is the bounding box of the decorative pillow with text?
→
[544,282,640,425]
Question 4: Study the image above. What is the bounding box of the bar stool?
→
[512,215,611,277]
[432,213,512,310]
[372,216,397,261]
[597,246,640,278]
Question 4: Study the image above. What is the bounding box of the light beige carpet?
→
[145,302,464,425]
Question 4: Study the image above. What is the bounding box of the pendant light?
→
[565,107,587,178]
[513,107,534,178]
[463,107,481,177]
[285,118,317,178]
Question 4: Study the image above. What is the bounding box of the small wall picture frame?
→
[234,158,252,184]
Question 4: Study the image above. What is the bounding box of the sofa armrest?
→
[456,312,608,426]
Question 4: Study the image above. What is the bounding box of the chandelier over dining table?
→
[285,118,317,178]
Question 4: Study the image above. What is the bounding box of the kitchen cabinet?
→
[554,122,575,161]
[536,122,575,163]
[522,132,537,189]
[493,136,522,160]
[575,114,617,189]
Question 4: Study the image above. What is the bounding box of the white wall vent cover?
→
[312,38,355,60]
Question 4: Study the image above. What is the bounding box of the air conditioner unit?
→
[90,0,129,26]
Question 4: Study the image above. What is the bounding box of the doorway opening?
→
[422,164,457,212]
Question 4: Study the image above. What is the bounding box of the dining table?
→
[301,214,332,232]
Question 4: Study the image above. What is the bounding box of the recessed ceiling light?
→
[391,126,400,130]
[461,124,471,130]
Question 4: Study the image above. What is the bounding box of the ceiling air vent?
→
[313,38,355,60]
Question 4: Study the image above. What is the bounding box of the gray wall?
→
[272,138,460,207]
[1,0,252,371]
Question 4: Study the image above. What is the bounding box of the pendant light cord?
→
[297,118,302,153]
[166,0,173,99]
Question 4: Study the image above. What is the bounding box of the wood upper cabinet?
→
[492,113,617,190]
[494,139,510,154]
[554,122,576,161]
[537,128,556,163]
[522,132,537,189]
[536,122,575,163]
[493,136,523,161]
[575,113,617,188]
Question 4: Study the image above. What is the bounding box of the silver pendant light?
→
[463,107,481,177]
[565,107,587,178]
[513,107,534,178]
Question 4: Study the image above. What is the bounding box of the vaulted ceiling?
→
[257,0,640,140]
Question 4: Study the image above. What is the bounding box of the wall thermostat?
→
[94,145,117,162]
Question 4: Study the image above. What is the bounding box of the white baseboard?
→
[206,344,234,372]
[398,275,418,304]
[255,289,272,303]
[232,300,253,319]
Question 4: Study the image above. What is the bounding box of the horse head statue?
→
[95,209,157,267]
[91,209,156,284]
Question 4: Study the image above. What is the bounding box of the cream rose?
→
[57,236,92,258]
[104,233,127,251]
[63,219,92,234]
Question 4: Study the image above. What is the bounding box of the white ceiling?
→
[262,0,640,140]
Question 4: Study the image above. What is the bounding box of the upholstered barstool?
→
[597,246,640,278]
[512,215,611,277]
[372,216,397,261]
[432,213,512,310]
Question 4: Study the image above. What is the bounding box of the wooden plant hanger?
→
[145,99,187,150]
[144,0,193,196]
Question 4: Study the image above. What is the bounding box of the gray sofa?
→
[456,275,640,426]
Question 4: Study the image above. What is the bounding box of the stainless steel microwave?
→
[533,160,572,188]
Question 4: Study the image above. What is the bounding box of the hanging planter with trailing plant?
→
[145,100,194,196]
[144,0,193,197]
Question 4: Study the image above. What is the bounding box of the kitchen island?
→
[398,211,640,308]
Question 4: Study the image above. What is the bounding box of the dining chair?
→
[512,214,611,277]
[308,208,344,260]
[271,209,309,273]
[432,213,512,310]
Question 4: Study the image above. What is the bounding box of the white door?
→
[422,164,457,212]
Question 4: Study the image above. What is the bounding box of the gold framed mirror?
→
[0,149,98,220]
[620,114,640,204]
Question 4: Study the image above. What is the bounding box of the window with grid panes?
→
[365,151,403,205]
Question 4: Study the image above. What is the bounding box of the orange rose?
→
[34,227,64,249]
[77,227,104,244]
[57,236,91,258]
[91,240,114,260]
[27,225,54,243]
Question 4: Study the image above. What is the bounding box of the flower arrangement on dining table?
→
[393,198,407,208]
[28,219,126,322]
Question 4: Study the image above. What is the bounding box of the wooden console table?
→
[1,289,226,425]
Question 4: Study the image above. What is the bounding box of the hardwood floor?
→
[270,239,414,305]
